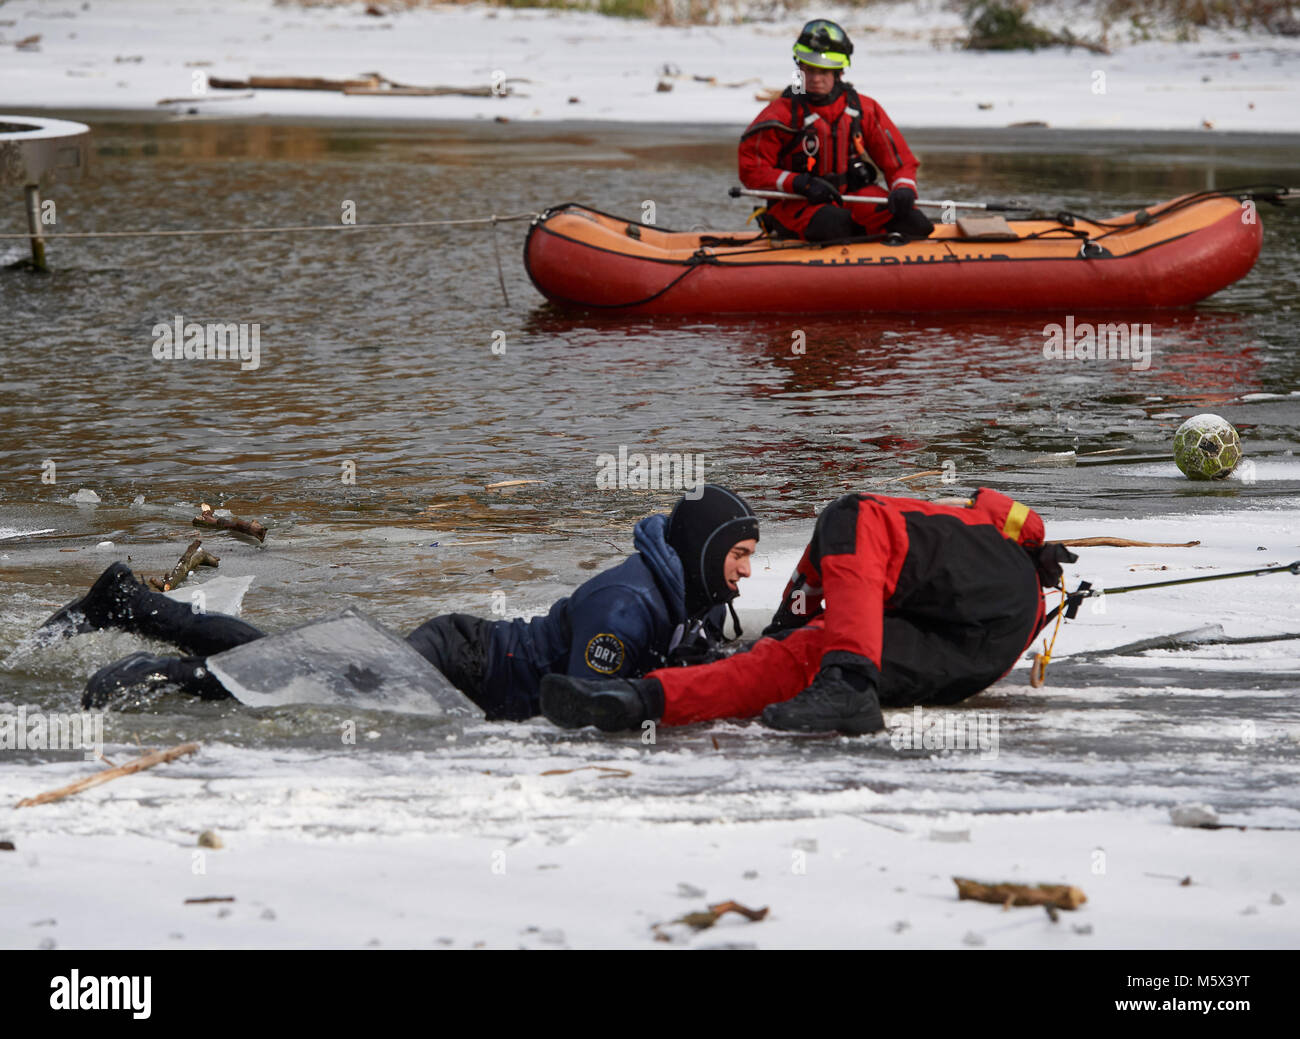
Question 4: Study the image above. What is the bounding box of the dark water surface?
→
[1,117,1298,745]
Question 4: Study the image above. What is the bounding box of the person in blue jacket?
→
[39,485,760,719]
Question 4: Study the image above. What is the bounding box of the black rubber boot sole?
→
[761,699,885,736]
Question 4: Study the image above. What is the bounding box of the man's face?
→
[797,62,836,97]
[724,539,757,593]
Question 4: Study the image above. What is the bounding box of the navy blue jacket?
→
[482,515,726,719]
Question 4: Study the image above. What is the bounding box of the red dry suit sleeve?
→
[863,98,919,194]
[652,623,827,726]
[738,99,804,194]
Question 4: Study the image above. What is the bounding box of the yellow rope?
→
[1032,577,1068,686]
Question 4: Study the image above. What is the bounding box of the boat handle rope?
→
[0,210,541,239]
[0,210,541,305]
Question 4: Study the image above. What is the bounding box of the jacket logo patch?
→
[584,633,626,675]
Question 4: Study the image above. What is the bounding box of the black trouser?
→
[403,613,491,702]
[802,204,936,242]
[116,594,266,658]
[876,593,1040,707]
[98,584,491,705]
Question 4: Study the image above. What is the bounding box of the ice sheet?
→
[207,608,482,719]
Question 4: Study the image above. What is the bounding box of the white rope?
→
[0,210,539,239]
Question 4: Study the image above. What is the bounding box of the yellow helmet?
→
[793,19,853,71]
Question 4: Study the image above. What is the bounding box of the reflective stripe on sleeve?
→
[1002,501,1030,541]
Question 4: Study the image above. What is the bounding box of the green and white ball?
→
[1173,414,1242,480]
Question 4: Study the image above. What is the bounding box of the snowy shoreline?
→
[2,508,1297,949]
[3,811,1296,949]
[2,1,1299,132]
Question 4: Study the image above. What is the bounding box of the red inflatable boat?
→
[523,192,1265,315]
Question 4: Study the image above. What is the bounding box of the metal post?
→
[24,183,46,271]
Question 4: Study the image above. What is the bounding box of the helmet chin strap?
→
[727,601,744,640]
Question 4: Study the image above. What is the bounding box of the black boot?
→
[37,562,145,642]
[762,654,884,735]
[540,674,664,732]
[38,562,263,656]
[83,652,231,708]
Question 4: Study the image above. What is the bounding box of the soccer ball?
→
[1173,414,1242,480]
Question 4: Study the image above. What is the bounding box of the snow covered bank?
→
[2,793,1296,948]
[2,506,1296,949]
[2,1,1298,131]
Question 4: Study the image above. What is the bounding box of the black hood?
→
[666,485,760,616]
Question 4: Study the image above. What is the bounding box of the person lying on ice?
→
[739,18,935,244]
[38,485,760,718]
[539,489,1076,735]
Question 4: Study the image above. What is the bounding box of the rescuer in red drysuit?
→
[539,489,1077,735]
[738,18,936,243]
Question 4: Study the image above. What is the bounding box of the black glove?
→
[846,156,877,192]
[1027,543,1079,588]
[887,185,916,216]
[792,173,842,207]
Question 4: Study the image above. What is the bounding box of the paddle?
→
[728,186,1032,212]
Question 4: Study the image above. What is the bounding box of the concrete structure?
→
[0,115,91,270]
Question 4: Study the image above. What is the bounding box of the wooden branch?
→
[485,480,542,490]
[708,900,769,922]
[148,538,219,592]
[654,900,770,938]
[345,84,508,97]
[889,470,944,483]
[676,901,769,929]
[209,75,382,91]
[540,764,632,779]
[16,743,201,808]
[1055,537,1200,548]
[193,503,267,542]
[205,72,526,98]
[157,92,256,106]
[1076,454,1173,467]
[953,877,1087,910]
[345,75,532,97]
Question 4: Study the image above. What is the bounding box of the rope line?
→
[0,211,540,240]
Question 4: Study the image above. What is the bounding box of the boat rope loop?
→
[0,210,541,239]
[568,261,704,310]
[1070,183,1292,243]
